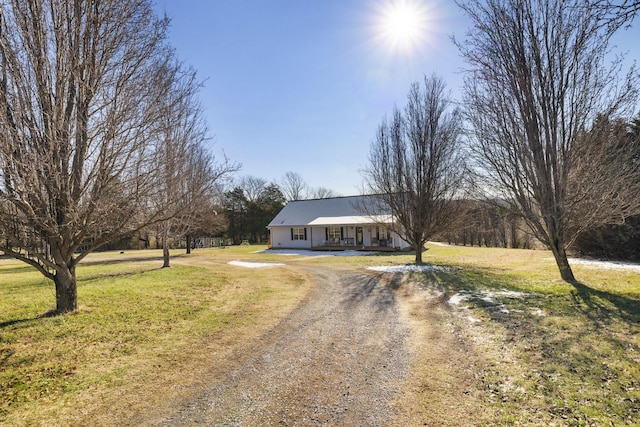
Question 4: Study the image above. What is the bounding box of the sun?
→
[384,3,421,44]
[375,0,431,56]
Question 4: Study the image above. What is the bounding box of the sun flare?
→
[384,4,421,43]
[375,0,431,55]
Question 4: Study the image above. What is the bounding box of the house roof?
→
[267,195,391,228]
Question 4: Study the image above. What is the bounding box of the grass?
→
[1,244,639,425]
[0,247,311,426]
[403,244,640,426]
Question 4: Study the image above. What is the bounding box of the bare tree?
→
[0,0,226,312]
[457,0,640,282]
[153,62,198,268]
[595,1,640,26]
[280,171,308,201]
[152,62,238,268]
[156,143,234,268]
[179,149,234,255]
[363,74,466,264]
[237,175,268,203]
[182,199,226,254]
[570,115,640,231]
[310,187,341,199]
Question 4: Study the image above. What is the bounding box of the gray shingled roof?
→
[267,195,390,227]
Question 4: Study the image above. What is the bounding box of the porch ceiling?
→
[307,215,393,226]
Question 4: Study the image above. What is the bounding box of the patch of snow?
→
[260,249,377,257]
[467,316,482,323]
[255,251,300,256]
[448,289,537,322]
[494,290,528,299]
[228,260,285,268]
[448,292,471,305]
[531,308,544,316]
[427,241,450,246]
[434,290,445,298]
[480,294,496,303]
[568,258,640,273]
[451,290,526,307]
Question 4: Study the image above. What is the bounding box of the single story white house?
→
[267,195,411,251]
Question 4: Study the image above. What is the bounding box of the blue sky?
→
[152,1,638,197]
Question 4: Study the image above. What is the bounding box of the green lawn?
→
[412,244,640,426]
[0,247,311,426]
[1,244,638,426]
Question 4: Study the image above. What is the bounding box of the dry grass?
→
[2,244,639,426]
[0,247,312,426]
[392,244,640,426]
[394,278,497,426]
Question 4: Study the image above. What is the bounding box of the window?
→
[327,226,342,241]
[375,226,391,246]
[292,227,306,240]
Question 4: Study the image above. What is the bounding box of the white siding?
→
[269,227,311,249]
[310,227,325,247]
[270,224,411,250]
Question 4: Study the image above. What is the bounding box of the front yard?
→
[0,244,638,425]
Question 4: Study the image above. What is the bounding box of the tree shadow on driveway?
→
[341,271,404,313]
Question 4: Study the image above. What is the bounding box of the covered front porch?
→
[306,216,406,252]
[310,243,399,252]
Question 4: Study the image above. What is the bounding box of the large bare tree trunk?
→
[413,233,426,264]
[186,235,192,254]
[162,228,171,268]
[551,244,575,283]
[54,264,77,313]
[414,245,424,264]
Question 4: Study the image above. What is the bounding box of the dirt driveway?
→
[140,266,413,426]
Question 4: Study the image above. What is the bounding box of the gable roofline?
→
[307,214,393,226]
[267,194,391,228]
[285,193,387,203]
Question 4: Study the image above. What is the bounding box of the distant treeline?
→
[573,216,640,262]
[437,201,537,250]
[437,201,640,262]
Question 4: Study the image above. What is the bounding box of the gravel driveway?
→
[153,266,412,426]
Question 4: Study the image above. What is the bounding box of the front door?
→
[355,226,363,246]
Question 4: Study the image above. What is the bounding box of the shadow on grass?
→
[570,281,640,325]
[78,264,162,285]
[0,265,46,275]
[415,265,639,326]
[80,255,164,267]
[0,309,60,329]
[2,260,165,328]
[406,265,639,423]
[0,348,14,367]
[0,317,33,329]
